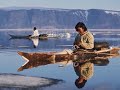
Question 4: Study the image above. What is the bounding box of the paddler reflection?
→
[73,61,93,89]
[73,55,109,89]
[31,38,39,48]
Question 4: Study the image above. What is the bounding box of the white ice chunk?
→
[0,74,62,88]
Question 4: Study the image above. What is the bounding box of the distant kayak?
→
[9,34,48,40]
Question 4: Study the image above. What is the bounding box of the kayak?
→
[17,47,120,71]
[9,34,48,40]
[18,48,120,62]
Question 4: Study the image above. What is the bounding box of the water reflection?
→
[73,56,109,89]
[9,36,48,48]
[17,50,120,89]
[31,38,39,48]
[17,52,72,71]
[73,61,93,89]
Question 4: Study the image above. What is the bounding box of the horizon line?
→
[0,6,120,12]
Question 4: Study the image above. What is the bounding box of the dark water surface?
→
[0,29,120,90]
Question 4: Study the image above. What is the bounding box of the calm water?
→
[0,29,120,90]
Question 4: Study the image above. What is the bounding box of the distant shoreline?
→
[0,29,120,31]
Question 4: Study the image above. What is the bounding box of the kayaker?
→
[55,22,94,55]
[74,22,94,50]
[31,27,39,37]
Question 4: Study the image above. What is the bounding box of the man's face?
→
[76,27,84,34]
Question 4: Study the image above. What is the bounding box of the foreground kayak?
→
[9,34,48,40]
[17,47,120,71]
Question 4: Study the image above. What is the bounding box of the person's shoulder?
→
[86,31,92,34]
[86,31,94,36]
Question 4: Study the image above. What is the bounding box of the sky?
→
[0,0,120,11]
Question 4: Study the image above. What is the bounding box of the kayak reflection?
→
[17,51,72,71]
[17,49,118,72]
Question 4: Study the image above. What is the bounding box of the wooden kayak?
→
[17,47,120,71]
[9,34,48,40]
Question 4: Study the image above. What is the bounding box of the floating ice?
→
[105,10,120,16]
[0,74,62,88]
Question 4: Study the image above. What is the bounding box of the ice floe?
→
[0,73,63,88]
